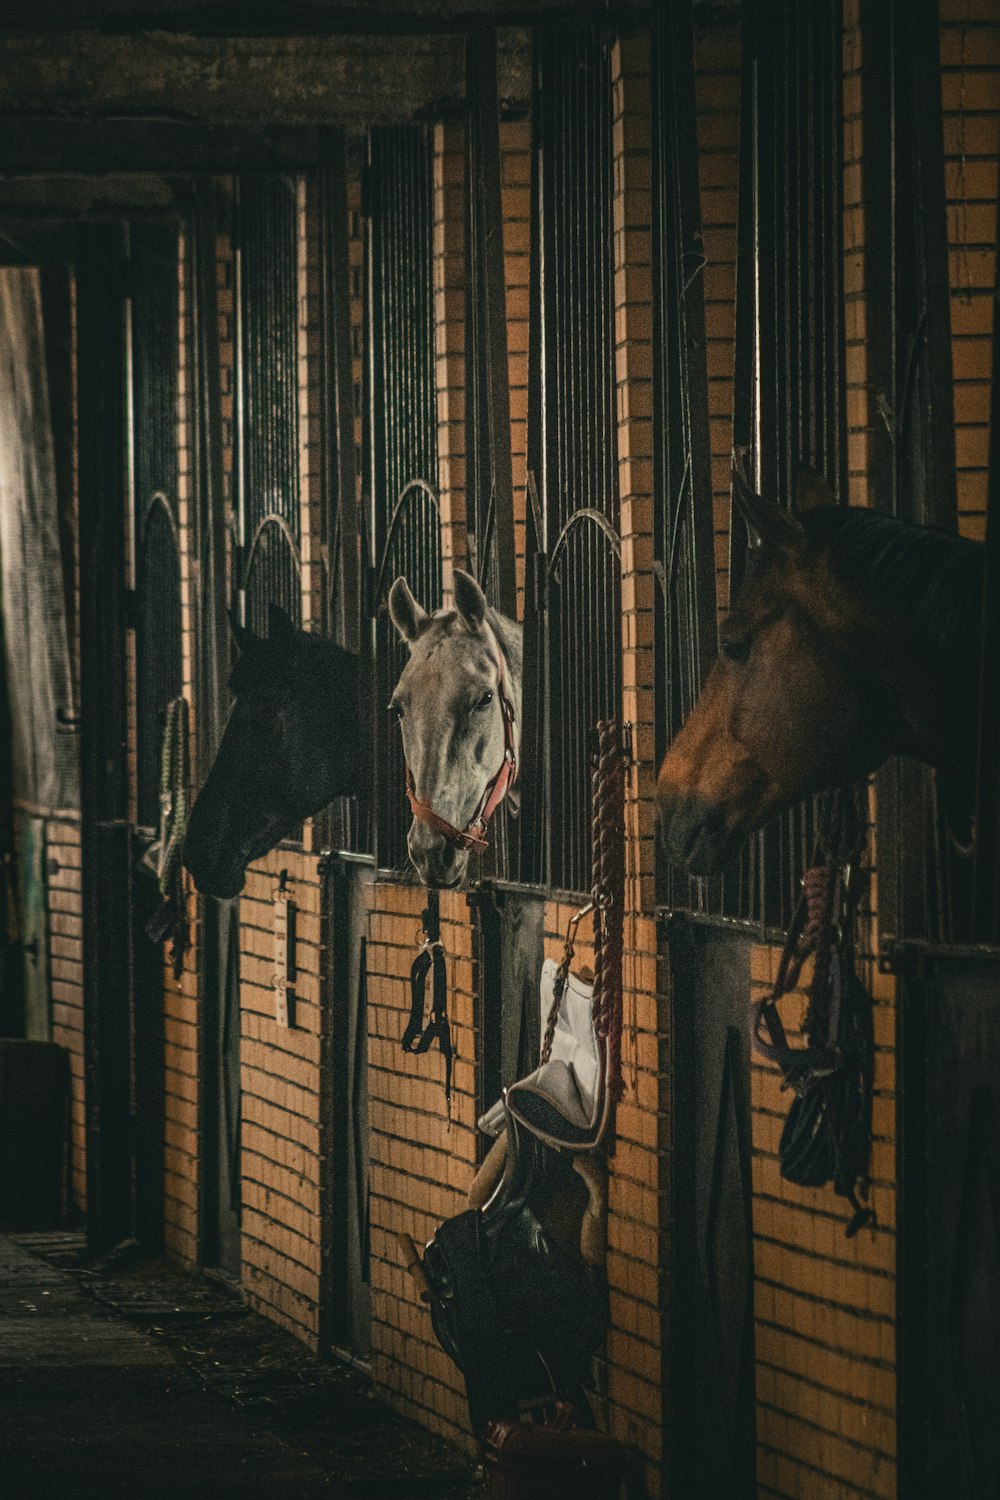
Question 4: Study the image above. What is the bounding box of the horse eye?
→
[388,700,403,722]
[474,690,493,711]
[722,636,751,664]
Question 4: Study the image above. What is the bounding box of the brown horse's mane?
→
[801,505,984,657]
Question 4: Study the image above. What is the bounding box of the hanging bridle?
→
[404,623,518,855]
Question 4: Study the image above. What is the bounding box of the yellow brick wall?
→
[366,882,478,1449]
[501,117,532,616]
[610,34,664,1495]
[239,851,326,1344]
[695,9,741,609]
[162,223,200,1266]
[942,0,1000,539]
[46,815,85,1212]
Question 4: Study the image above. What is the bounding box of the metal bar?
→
[466,27,517,620]
[77,224,133,1252]
[317,123,361,864]
[972,268,1000,943]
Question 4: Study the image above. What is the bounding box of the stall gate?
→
[128,222,186,1251]
[192,183,242,1276]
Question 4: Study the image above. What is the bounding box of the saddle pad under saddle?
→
[504,960,601,1146]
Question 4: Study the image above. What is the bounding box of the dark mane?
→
[803,506,984,656]
[228,630,353,697]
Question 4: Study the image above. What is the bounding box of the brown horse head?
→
[656,459,983,875]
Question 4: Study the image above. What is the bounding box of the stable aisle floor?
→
[0,1234,477,1500]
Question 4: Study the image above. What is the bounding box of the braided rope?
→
[591,722,626,1106]
[538,721,627,1088]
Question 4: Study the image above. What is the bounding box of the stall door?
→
[900,955,1000,1498]
[19,815,50,1043]
[667,920,756,1499]
[129,223,185,1250]
[329,857,374,1359]
[191,186,242,1277]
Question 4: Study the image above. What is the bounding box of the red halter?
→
[405,627,518,855]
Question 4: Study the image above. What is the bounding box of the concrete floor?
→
[0,1234,479,1500]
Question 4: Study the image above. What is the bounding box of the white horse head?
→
[389,569,523,887]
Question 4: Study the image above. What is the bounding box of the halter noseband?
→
[404,625,518,855]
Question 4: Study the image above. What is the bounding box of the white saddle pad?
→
[477,959,598,1136]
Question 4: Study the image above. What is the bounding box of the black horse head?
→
[183,604,366,899]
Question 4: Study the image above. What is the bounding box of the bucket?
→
[484,1421,628,1500]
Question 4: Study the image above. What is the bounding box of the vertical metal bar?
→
[972,270,1000,942]
[319,129,361,654]
[77,224,133,1252]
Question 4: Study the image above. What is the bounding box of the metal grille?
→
[727,0,847,931]
[651,0,722,915]
[465,32,516,617]
[236,174,302,634]
[131,225,183,831]
[465,31,518,880]
[318,133,368,855]
[863,0,972,949]
[531,30,621,897]
[367,128,441,874]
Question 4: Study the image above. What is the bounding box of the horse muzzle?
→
[657,791,735,876]
[407,822,470,889]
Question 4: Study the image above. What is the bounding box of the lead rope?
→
[540,721,627,1113]
[591,721,626,1108]
[143,694,190,977]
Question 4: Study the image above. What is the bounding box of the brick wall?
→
[695,9,741,610]
[46,815,85,1212]
[942,0,1000,539]
[609,34,664,1495]
[434,122,469,589]
[501,117,532,614]
[162,223,201,1265]
[364,882,477,1447]
[239,851,325,1343]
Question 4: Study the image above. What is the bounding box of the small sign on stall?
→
[273,882,297,1029]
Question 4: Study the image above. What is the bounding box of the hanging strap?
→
[752,863,844,1093]
[402,906,453,1110]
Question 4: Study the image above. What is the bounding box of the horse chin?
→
[658,793,762,877]
[408,840,469,890]
[185,860,247,900]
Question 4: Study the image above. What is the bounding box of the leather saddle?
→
[418,961,610,1439]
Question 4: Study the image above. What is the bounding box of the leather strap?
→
[405,622,517,855]
[403,920,453,1108]
[752,864,845,1093]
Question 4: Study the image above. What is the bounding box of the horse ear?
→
[388,577,429,643]
[793,464,837,514]
[452,569,488,631]
[228,610,257,655]
[732,447,803,550]
[268,602,297,644]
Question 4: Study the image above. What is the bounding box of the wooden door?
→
[329,856,374,1359]
[19,815,50,1043]
[666,919,757,1498]
[900,954,1000,1498]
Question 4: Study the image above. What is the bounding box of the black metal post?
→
[77,224,133,1253]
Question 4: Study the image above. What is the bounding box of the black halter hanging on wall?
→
[402,896,452,1110]
[752,787,876,1237]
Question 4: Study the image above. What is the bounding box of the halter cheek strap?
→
[405,626,518,855]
